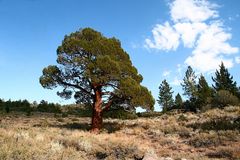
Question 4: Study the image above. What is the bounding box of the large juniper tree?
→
[158,79,174,112]
[40,28,154,133]
[212,62,239,96]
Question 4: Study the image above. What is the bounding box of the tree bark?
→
[90,87,103,134]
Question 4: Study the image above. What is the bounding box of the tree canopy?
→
[174,93,183,109]
[157,79,174,112]
[181,66,197,99]
[212,62,239,96]
[40,28,154,132]
[197,75,213,105]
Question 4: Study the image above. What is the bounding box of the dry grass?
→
[0,106,239,160]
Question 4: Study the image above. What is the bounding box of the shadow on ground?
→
[33,121,122,133]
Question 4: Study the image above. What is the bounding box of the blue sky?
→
[0,0,239,111]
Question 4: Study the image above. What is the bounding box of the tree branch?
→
[102,99,113,112]
[58,78,93,96]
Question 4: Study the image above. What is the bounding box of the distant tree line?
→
[158,62,240,113]
[0,99,138,119]
[0,99,61,114]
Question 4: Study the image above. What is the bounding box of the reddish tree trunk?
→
[91,87,103,133]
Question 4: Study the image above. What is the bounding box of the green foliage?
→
[40,27,154,112]
[137,111,162,118]
[181,66,198,99]
[61,112,68,118]
[213,90,239,108]
[182,100,197,112]
[157,79,174,112]
[0,99,31,113]
[103,108,137,120]
[37,100,62,113]
[64,105,92,117]
[212,62,239,96]
[202,118,240,131]
[174,93,183,109]
[5,100,10,113]
[0,99,4,110]
[195,75,214,110]
[178,114,188,121]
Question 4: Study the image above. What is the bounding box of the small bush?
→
[57,118,65,122]
[189,132,221,147]
[201,104,212,112]
[137,111,162,118]
[224,105,240,112]
[178,114,188,121]
[206,146,240,159]
[213,90,239,108]
[189,117,240,131]
[61,112,68,118]
[65,106,92,117]
[189,131,239,148]
[201,117,240,131]
[104,108,137,120]
[37,101,62,113]
[206,148,233,159]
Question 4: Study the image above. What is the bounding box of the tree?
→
[181,66,197,99]
[5,100,11,113]
[40,28,154,133]
[0,99,4,110]
[212,62,238,96]
[174,93,183,109]
[197,75,213,107]
[157,79,174,112]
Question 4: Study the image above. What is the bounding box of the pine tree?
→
[174,93,183,109]
[197,75,213,106]
[158,79,174,112]
[212,62,238,96]
[181,66,198,99]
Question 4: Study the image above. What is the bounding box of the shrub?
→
[189,132,221,147]
[104,108,137,120]
[182,100,197,113]
[213,90,239,108]
[206,146,240,159]
[61,112,68,118]
[63,105,92,117]
[189,131,239,148]
[137,111,162,118]
[206,148,233,159]
[200,117,240,131]
[178,114,188,121]
[37,100,62,113]
[188,117,240,131]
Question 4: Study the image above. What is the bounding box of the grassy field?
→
[0,106,239,160]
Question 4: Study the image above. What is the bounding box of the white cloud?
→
[185,21,238,72]
[170,0,218,23]
[171,77,182,86]
[145,0,239,73]
[185,52,234,73]
[174,22,207,47]
[235,57,240,64]
[145,22,180,51]
[162,70,171,77]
